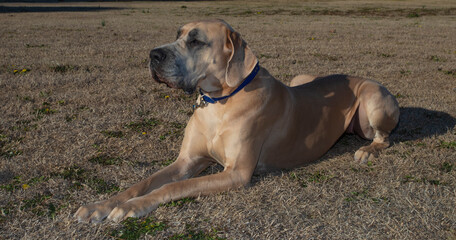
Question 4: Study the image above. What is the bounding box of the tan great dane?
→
[75,19,399,223]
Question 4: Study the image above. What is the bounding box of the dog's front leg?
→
[74,156,209,223]
[107,166,253,222]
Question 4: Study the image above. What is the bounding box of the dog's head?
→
[149,19,257,94]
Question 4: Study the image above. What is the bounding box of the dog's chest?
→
[195,109,228,165]
[207,133,226,166]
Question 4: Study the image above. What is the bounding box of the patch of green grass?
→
[10,120,37,132]
[161,197,195,208]
[16,95,34,102]
[171,122,184,129]
[135,107,150,117]
[159,132,170,141]
[400,69,411,76]
[307,171,331,183]
[0,133,24,158]
[0,202,13,222]
[19,194,64,218]
[101,130,124,138]
[289,171,332,188]
[170,224,225,240]
[65,105,92,122]
[49,64,78,73]
[65,114,78,122]
[439,140,456,149]
[429,55,446,62]
[21,194,51,211]
[402,175,443,186]
[91,143,103,152]
[158,121,185,141]
[33,101,57,119]
[53,165,120,193]
[407,12,420,18]
[0,175,49,192]
[0,147,23,158]
[440,162,454,173]
[47,202,59,219]
[101,20,106,27]
[438,68,456,77]
[28,175,49,185]
[160,158,174,167]
[88,177,120,194]
[0,134,7,143]
[39,90,52,98]
[427,179,441,185]
[57,165,86,181]
[404,139,426,147]
[88,154,122,166]
[19,193,63,217]
[126,118,160,132]
[110,216,167,240]
[0,176,22,192]
[344,189,369,202]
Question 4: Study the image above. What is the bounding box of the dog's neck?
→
[193,62,260,110]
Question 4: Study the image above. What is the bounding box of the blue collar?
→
[194,62,260,110]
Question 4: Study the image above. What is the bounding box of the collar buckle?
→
[192,94,208,112]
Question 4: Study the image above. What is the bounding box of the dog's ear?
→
[225,30,257,88]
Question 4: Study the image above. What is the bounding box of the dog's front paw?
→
[107,198,158,222]
[74,201,113,223]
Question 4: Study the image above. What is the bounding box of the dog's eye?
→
[188,39,204,48]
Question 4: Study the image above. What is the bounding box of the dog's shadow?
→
[391,107,456,142]
[316,106,456,162]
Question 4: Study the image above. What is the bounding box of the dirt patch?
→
[1,0,455,239]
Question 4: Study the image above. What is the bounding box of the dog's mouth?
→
[151,68,196,95]
[151,69,177,89]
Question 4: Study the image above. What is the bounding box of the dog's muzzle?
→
[148,47,195,94]
[149,48,167,83]
[149,48,179,87]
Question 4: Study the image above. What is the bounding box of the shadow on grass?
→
[393,107,456,143]
[328,107,456,154]
[0,5,122,13]
[326,107,456,158]
[0,170,15,185]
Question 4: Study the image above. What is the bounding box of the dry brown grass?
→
[1,1,455,239]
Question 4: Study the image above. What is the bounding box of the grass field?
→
[1,0,455,239]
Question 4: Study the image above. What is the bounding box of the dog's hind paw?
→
[354,141,389,164]
[354,147,376,163]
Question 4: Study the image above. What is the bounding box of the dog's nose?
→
[149,48,167,64]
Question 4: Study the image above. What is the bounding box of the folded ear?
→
[225,30,257,88]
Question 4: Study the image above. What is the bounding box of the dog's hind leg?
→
[353,81,399,163]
